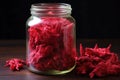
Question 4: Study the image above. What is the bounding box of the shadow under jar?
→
[26,3,76,75]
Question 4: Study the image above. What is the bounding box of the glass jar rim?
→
[30,3,72,16]
[31,3,72,10]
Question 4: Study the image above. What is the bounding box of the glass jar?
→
[26,3,76,75]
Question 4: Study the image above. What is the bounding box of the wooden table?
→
[0,39,120,80]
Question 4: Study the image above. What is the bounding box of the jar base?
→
[28,64,76,75]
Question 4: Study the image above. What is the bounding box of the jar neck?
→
[30,3,72,17]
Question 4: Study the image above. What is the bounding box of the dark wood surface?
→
[0,39,120,80]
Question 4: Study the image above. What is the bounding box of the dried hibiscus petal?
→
[84,44,111,57]
[89,62,108,78]
[5,58,26,71]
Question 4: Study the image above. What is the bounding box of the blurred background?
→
[0,0,120,39]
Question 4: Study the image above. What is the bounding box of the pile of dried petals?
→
[75,44,120,78]
[27,17,76,71]
[5,58,26,71]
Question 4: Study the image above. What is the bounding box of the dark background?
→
[0,0,120,39]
